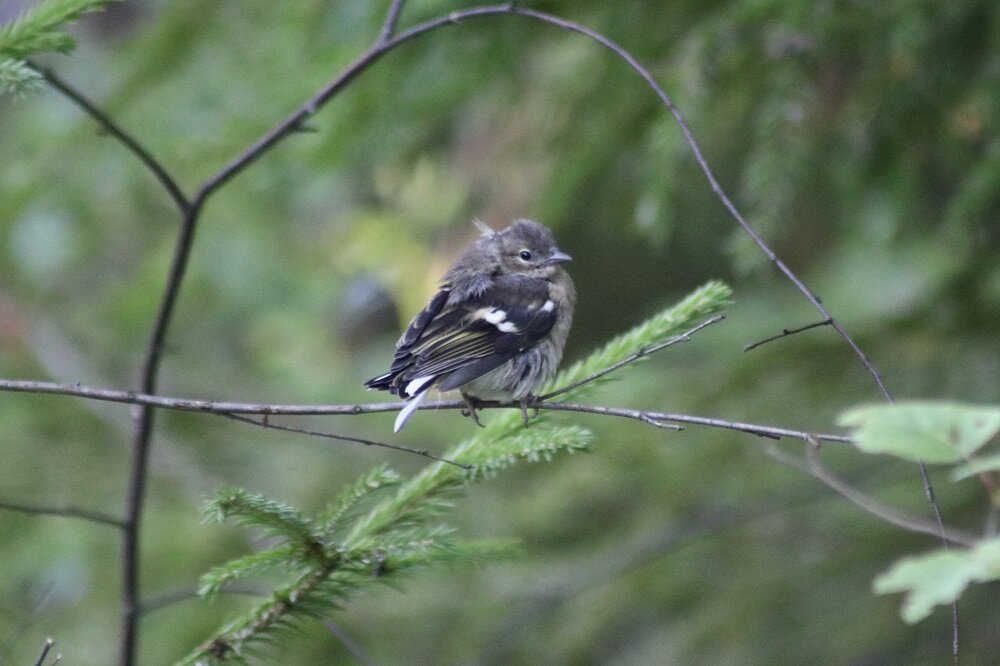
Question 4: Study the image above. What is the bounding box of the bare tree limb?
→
[743,319,832,352]
[33,637,58,666]
[541,403,852,444]
[0,498,124,529]
[378,0,407,44]
[322,620,377,666]
[0,378,851,446]
[765,442,975,547]
[140,584,267,616]
[222,413,471,469]
[32,64,191,213]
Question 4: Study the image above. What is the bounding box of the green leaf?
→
[951,451,1000,481]
[873,538,1000,623]
[838,402,1000,463]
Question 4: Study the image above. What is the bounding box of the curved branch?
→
[34,64,190,213]
[766,443,975,547]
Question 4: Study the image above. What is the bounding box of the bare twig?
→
[743,319,832,352]
[32,64,191,213]
[33,638,56,666]
[322,620,377,666]
[140,584,267,616]
[540,315,724,401]
[222,413,471,469]
[378,0,407,44]
[541,402,852,444]
[0,498,124,529]
[765,442,975,547]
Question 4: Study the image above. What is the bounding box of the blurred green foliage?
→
[1,0,998,663]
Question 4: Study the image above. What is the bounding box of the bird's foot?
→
[519,395,541,427]
[461,394,486,428]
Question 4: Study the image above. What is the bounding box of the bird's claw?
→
[519,395,540,427]
[462,395,486,427]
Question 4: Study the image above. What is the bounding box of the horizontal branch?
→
[0,378,849,445]
[0,498,124,529]
[541,402,851,444]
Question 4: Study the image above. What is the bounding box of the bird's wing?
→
[367,276,559,397]
[364,288,450,392]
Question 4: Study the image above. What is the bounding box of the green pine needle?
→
[0,0,118,60]
[549,279,732,399]
[198,544,301,598]
[316,464,401,536]
[0,58,42,96]
[204,488,320,551]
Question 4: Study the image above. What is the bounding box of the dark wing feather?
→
[365,276,559,397]
[364,288,450,392]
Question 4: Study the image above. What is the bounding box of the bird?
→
[365,219,576,432]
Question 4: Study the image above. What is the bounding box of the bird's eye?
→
[519,250,532,261]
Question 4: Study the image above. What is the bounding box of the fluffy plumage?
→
[366,219,576,432]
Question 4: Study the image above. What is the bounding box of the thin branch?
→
[541,402,851,444]
[140,584,267,616]
[188,4,526,206]
[321,620,377,666]
[33,64,191,213]
[0,498,124,529]
[765,442,975,547]
[378,0,407,44]
[222,413,471,469]
[743,319,832,352]
[33,638,57,666]
[0,378,851,445]
[540,315,724,401]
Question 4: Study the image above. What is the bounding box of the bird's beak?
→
[546,249,572,265]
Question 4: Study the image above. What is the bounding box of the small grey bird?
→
[365,219,576,432]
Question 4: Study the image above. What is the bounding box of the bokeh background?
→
[1,0,999,663]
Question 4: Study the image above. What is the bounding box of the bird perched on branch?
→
[366,219,576,432]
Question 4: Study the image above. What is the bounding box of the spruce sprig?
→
[0,0,119,97]
[179,282,732,664]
